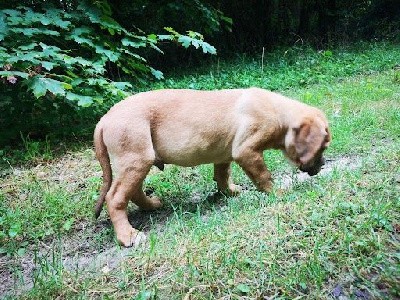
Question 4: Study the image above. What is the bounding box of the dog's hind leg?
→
[214,163,241,196]
[132,183,163,211]
[105,156,152,247]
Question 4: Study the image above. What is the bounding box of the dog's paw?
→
[219,184,242,197]
[149,196,163,209]
[227,184,242,196]
[138,196,163,211]
[260,182,273,193]
[118,228,147,248]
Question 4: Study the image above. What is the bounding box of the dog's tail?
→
[94,122,112,219]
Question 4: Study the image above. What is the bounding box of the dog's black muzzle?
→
[299,157,325,176]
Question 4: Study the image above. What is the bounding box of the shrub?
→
[0,1,216,145]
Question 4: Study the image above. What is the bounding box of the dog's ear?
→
[294,119,328,164]
[324,127,332,148]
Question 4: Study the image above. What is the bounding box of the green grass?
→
[0,42,399,299]
[147,42,400,91]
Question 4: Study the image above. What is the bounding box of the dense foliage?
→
[0,1,216,145]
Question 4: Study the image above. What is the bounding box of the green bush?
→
[0,1,216,145]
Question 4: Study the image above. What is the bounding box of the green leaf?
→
[39,43,62,57]
[9,230,18,238]
[176,35,216,54]
[71,35,96,47]
[187,31,202,39]
[112,81,132,90]
[149,43,163,54]
[29,77,67,98]
[135,290,152,300]
[77,96,94,107]
[39,15,52,26]
[62,82,73,90]
[121,38,147,48]
[221,15,233,25]
[157,34,173,41]
[150,68,164,80]
[78,3,123,33]
[88,78,108,86]
[236,283,250,294]
[9,224,20,238]
[178,35,192,48]
[24,8,43,24]
[191,39,200,49]
[7,16,24,26]
[18,43,38,50]
[7,51,41,64]
[30,78,47,98]
[70,26,91,36]
[100,15,123,32]
[95,46,120,62]
[89,60,107,74]
[2,9,19,18]
[0,12,8,41]
[11,28,60,36]
[54,18,71,29]
[71,78,83,85]
[62,218,75,231]
[201,41,217,54]
[46,9,71,29]
[164,27,179,35]
[107,27,115,35]
[64,56,92,67]
[66,92,94,107]
[17,247,26,256]
[0,71,29,78]
[41,61,56,71]
[44,78,66,95]
[120,49,147,62]
[147,34,157,42]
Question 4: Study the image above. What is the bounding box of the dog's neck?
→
[268,94,308,151]
[270,127,288,150]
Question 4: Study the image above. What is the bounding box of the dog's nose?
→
[307,168,320,176]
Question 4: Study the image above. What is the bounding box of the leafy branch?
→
[0,2,216,109]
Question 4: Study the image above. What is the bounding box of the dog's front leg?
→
[234,149,273,193]
[214,163,241,196]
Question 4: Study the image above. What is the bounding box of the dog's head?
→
[284,115,331,176]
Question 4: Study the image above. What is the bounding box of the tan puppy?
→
[94,88,331,247]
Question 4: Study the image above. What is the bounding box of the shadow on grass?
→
[125,190,238,232]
